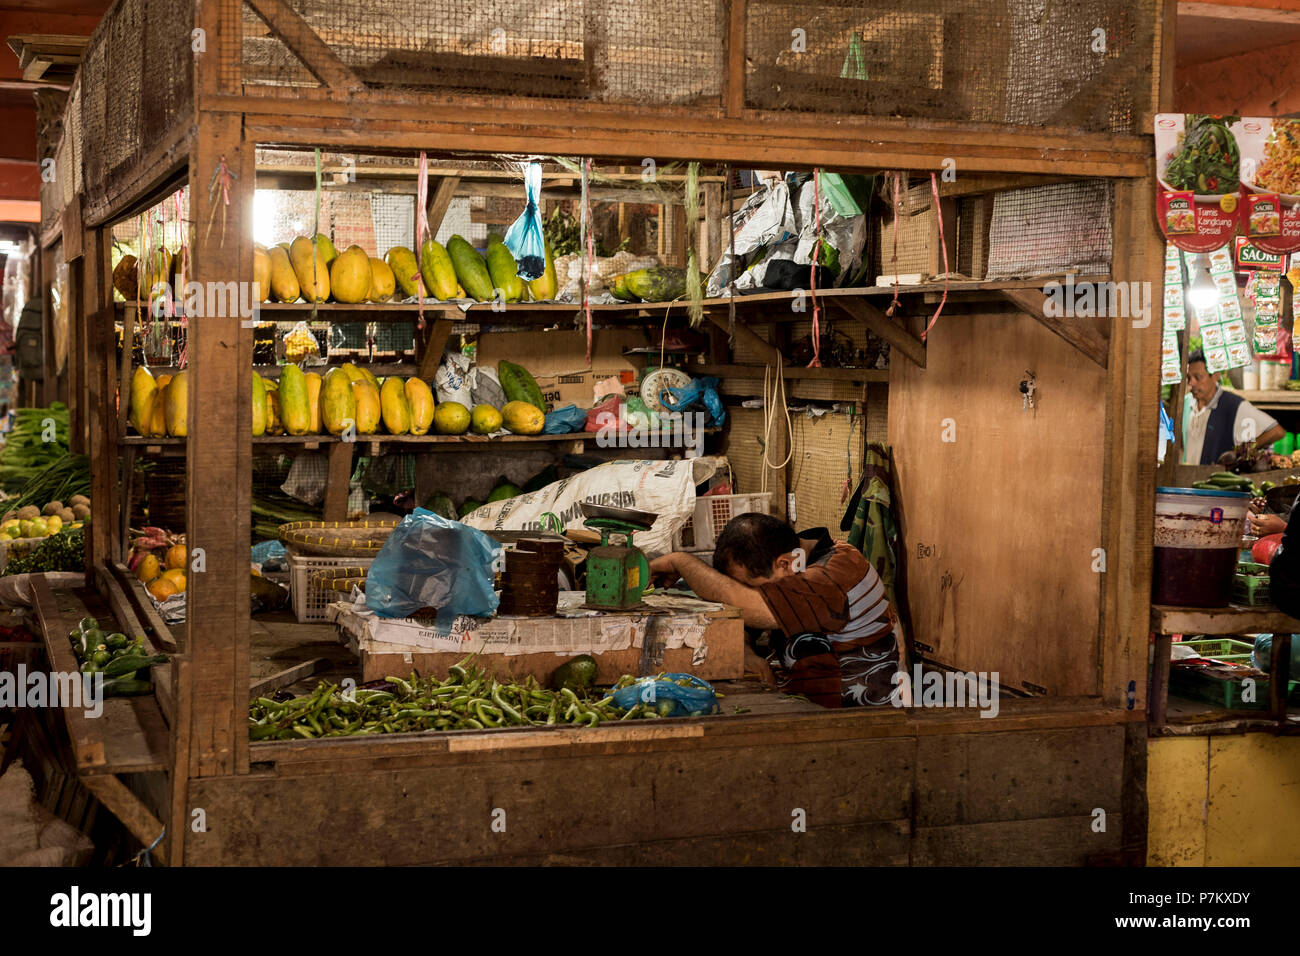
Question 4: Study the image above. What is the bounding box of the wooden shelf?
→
[120,432,599,448]
[114,278,1106,325]
[1225,389,1300,409]
[1151,603,1300,636]
[29,574,170,776]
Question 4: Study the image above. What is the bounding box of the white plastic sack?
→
[469,366,506,409]
[281,452,328,505]
[434,351,473,405]
[461,457,726,557]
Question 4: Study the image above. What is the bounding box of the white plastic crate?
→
[288,552,374,623]
[673,493,773,552]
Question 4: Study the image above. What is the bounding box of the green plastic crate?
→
[1169,663,1299,710]
[1178,638,1256,662]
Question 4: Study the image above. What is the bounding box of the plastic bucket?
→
[1153,487,1250,607]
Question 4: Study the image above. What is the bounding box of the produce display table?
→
[1148,603,1296,733]
[329,591,744,684]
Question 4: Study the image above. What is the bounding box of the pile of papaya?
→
[115,232,558,307]
[129,358,549,439]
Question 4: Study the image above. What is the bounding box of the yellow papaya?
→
[367,257,395,302]
[405,376,435,436]
[290,236,330,302]
[265,386,284,435]
[379,376,411,435]
[352,380,380,434]
[385,246,420,298]
[279,364,311,435]
[252,373,267,437]
[253,246,272,302]
[527,240,558,301]
[128,366,157,435]
[501,400,544,435]
[305,372,323,433]
[150,384,168,437]
[419,238,458,300]
[321,367,356,436]
[165,370,188,437]
[330,245,372,304]
[314,233,339,266]
[268,246,300,303]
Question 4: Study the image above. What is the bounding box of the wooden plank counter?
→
[30,574,170,775]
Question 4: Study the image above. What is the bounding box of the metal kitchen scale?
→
[580,502,656,611]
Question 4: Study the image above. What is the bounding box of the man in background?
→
[1182,351,1284,463]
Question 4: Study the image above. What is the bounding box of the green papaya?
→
[419,238,459,300]
[485,234,523,302]
[447,235,494,301]
[279,364,311,435]
[497,359,545,412]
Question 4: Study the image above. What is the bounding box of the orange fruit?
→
[136,554,160,583]
[147,577,177,601]
[165,544,188,570]
[161,569,186,593]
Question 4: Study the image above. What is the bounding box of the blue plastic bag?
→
[504,162,546,282]
[251,539,287,571]
[544,404,586,434]
[364,508,501,622]
[610,673,720,717]
[1253,634,1300,680]
[661,376,726,427]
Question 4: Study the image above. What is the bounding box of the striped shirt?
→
[758,542,899,707]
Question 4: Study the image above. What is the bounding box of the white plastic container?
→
[1153,487,1250,607]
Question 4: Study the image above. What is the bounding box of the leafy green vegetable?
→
[5,526,85,574]
[1164,115,1241,194]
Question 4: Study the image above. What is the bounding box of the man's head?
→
[712,512,801,586]
[1187,350,1218,407]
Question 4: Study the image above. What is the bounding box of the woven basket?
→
[309,566,369,593]
[278,518,399,557]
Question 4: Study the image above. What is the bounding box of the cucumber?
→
[102,677,153,697]
[1209,471,1242,481]
[102,653,168,677]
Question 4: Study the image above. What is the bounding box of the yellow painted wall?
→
[1148,734,1300,866]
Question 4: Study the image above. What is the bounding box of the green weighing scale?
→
[580,502,656,611]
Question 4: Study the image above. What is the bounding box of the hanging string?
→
[886,172,903,318]
[581,158,594,367]
[808,168,823,368]
[310,148,322,326]
[685,161,702,328]
[174,188,188,368]
[921,171,949,341]
[725,165,736,348]
[414,151,429,331]
[204,154,235,246]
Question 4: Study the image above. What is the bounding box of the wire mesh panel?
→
[242,0,725,106]
[874,180,936,279]
[744,0,1153,133]
[79,0,193,220]
[984,180,1112,279]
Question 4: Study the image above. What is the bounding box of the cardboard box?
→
[534,369,636,412]
[329,591,744,684]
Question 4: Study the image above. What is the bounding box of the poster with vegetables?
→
[1155,116,1300,254]
[1156,114,1242,252]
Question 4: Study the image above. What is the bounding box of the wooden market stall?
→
[28,0,1173,865]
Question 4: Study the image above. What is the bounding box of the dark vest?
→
[1199,390,1245,465]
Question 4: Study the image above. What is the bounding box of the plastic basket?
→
[289,552,374,623]
[673,492,773,552]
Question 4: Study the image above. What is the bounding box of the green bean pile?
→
[249,659,657,740]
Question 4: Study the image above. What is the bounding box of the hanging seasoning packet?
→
[1163,243,1185,332]
[1252,271,1282,355]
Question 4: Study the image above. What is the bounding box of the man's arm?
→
[649,552,779,629]
[1255,423,1286,451]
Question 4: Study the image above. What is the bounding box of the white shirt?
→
[1182,387,1279,464]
